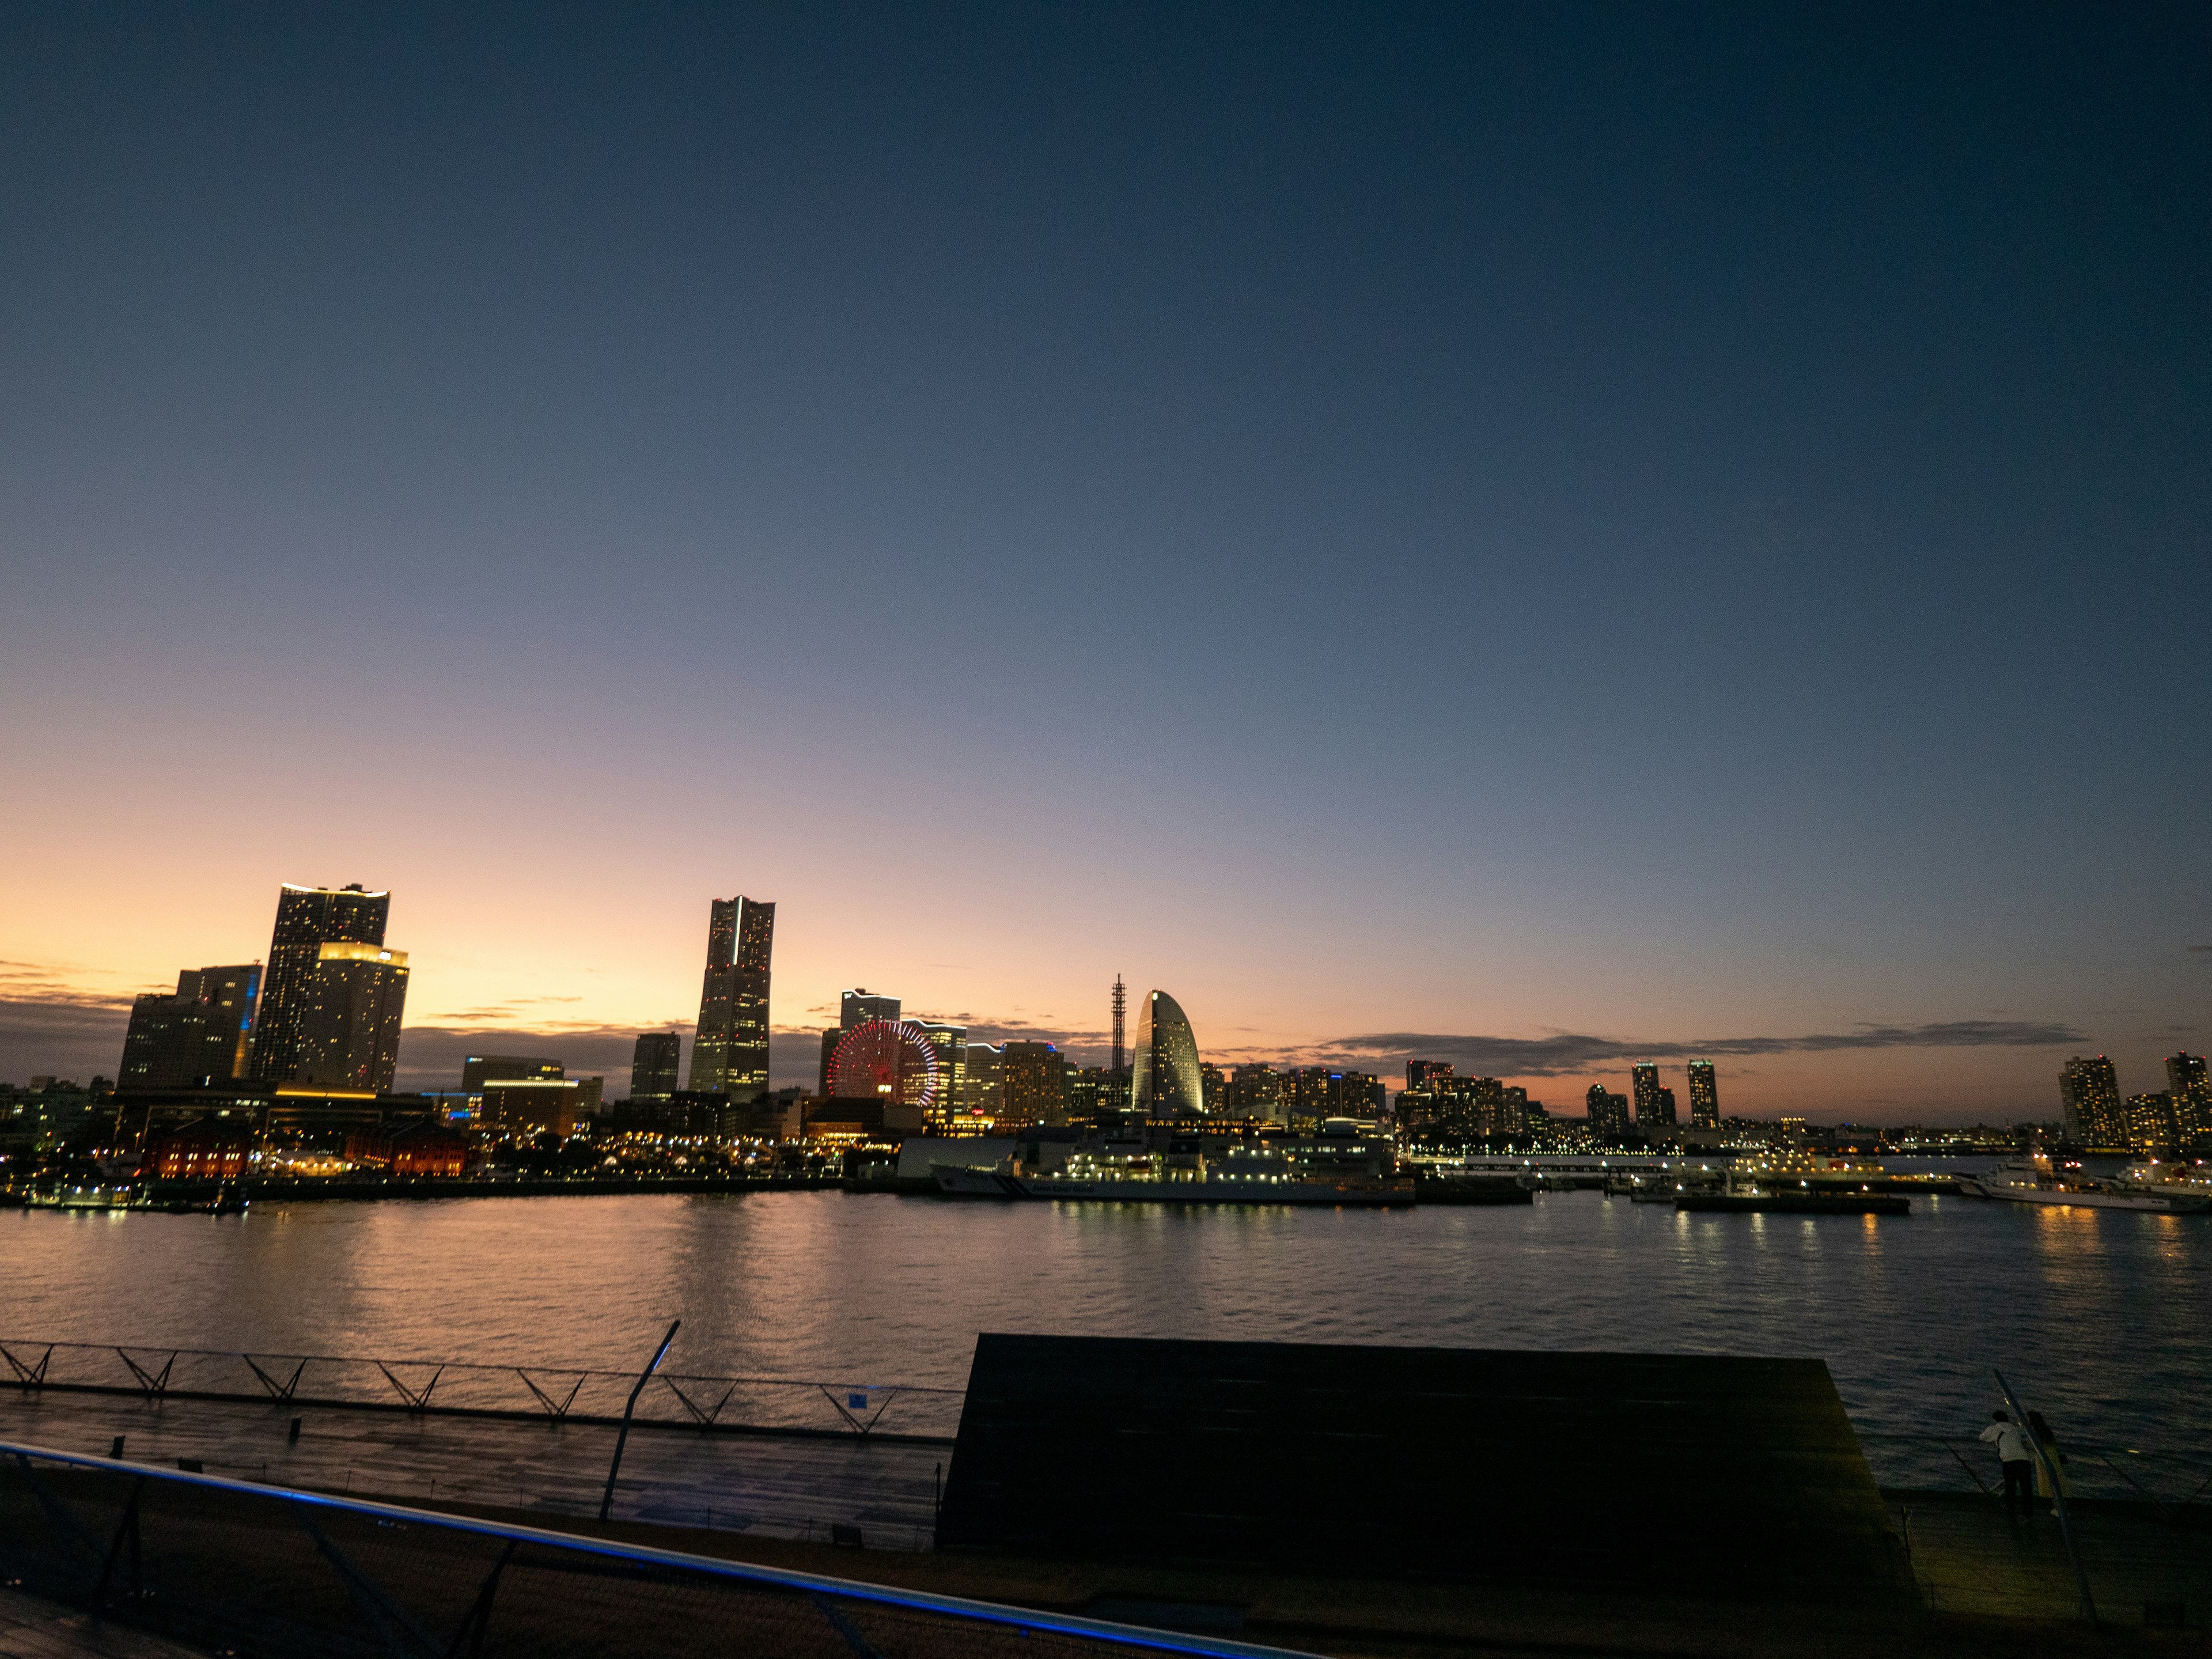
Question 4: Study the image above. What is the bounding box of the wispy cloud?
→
[1313,1020,2086,1077]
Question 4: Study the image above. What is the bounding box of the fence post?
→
[599,1320,679,1522]
[1993,1368,2096,1625]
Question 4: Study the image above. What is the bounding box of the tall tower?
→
[1110,975,1127,1076]
[294,944,410,1092]
[1630,1062,1668,1126]
[1686,1060,1719,1128]
[252,884,389,1081]
[630,1033,681,1104]
[2059,1055,2125,1146]
[1131,989,1205,1116]
[689,897,775,1094]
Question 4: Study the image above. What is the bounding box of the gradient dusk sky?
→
[2,5,2206,1120]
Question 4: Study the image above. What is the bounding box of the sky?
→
[2,3,2206,1121]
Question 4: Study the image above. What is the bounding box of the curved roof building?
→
[1131,988,1205,1117]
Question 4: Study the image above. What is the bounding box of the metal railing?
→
[0,1438,1316,1658]
[0,1336,964,1442]
[1854,1429,2212,1513]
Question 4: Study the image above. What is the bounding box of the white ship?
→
[933,1143,1413,1206]
[1955,1156,2211,1213]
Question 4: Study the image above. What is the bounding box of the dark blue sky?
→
[3,3,2206,1115]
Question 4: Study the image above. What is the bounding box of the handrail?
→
[2,1437,1321,1659]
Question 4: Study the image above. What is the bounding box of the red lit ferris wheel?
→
[825,1019,942,1113]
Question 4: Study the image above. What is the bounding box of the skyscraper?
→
[2059,1055,2126,1146]
[118,964,260,1090]
[910,1021,968,1128]
[1585,1084,1631,1139]
[2165,1052,2211,1144]
[630,1033,681,1104]
[252,883,389,1081]
[688,896,774,1094]
[1000,1040,1067,1128]
[463,1055,562,1092]
[841,988,900,1028]
[1630,1063,1669,1126]
[1131,990,1205,1116]
[1687,1060,1719,1128]
[294,944,410,1092]
[1406,1060,1455,1092]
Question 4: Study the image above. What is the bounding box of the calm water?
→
[5,1186,2208,1486]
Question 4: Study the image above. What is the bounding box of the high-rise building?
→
[2059,1055,2126,1147]
[1585,1083,1631,1139]
[118,965,260,1090]
[688,897,774,1094]
[1131,990,1205,1116]
[1000,1040,1066,1128]
[462,1055,563,1093]
[2164,1052,2211,1143]
[1630,1063,1666,1126]
[1652,1086,1678,1126]
[2126,1092,2179,1153]
[252,883,389,1081]
[910,1021,968,1128]
[1406,1060,1454,1092]
[630,1033,681,1104]
[842,989,901,1028]
[1687,1060,1719,1128]
[294,944,410,1093]
[1226,1063,1285,1121]
[963,1041,1004,1122]
[1065,1065,1132,1122]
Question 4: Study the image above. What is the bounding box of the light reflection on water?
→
[3,1187,2205,1483]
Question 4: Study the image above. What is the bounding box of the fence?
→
[0,1337,963,1442]
[0,1439,1317,1659]
[1856,1430,2212,1513]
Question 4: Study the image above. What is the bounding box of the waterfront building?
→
[2058,1055,2126,1146]
[1200,1062,1225,1114]
[1501,1085,1531,1137]
[688,896,775,1094]
[842,988,901,1028]
[1283,1067,1387,1127]
[910,1021,968,1129]
[142,1116,255,1182]
[480,1076,599,1136]
[1226,1063,1285,1121]
[1131,990,1205,1116]
[1687,1060,1719,1128]
[462,1055,563,1092]
[1406,1060,1453,1092]
[629,1033,681,1104]
[1630,1063,1669,1126]
[2126,1091,2179,1153]
[294,944,410,1093]
[119,965,261,1090]
[1000,1040,1067,1128]
[2165,1052,2211,1143]
[1585,1084,1631,1139]
[344,1118,470,1177]
[963,1043,1004,1120]
[252,883,389,1081]
[1652,1085,1679,1127]
[1064,1065,1131,1122]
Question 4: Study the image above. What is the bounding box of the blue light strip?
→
[1,1438,1319,1659]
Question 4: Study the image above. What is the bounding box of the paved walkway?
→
[1891,1491,2210,1626]
[0,1591,205,1659]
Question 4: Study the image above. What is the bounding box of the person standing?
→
[1980,1410,2035,1517]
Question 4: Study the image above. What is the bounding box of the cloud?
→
[1313,1020,2088,1078]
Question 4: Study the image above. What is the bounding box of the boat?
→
[1955,1157,2211,1213]
[931,1161,1414,1206]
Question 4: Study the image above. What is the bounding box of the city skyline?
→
[3,872,2199,1122]
[2,7,2204,1124]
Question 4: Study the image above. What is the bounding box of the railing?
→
[0,1439,1315,1658]
[1855,1430,2212,1513]
[0,1337,964,1442]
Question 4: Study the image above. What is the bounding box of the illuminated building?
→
[119,965,260,1089]
[1585,1084,1631,1139]
[293,944,410,1093]
[842,988,900,1028]
[1065,1066,1131,1120]
[252,883,388,1081]
[1131,991,1204,1115]
[1226,1063,1285,1121]
[2165,1052,2211,1143]
[1406,1060,1454,1092]
[630,1033,681,1104]
[963,1043,1003,1120]
[1687,1060,1719,1128]
[463,1055,562,1092]
[999,1041,1066,1128]
[481,1076,601,1136]
[2058,1055,2126,1147]
[144,1116,255,1182]
[827,1020,943,1115]
[2126,1092,2179,1153]
[689,896,775,1094]
[1630,1063,1673,1127]
[345,1119,470,1176]
[909,1021,967,1128]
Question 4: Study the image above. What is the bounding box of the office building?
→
[842,988,900,1028]
[119,965,261,1090]
[2059,1055,2126,1147]
[1000,1041,1067,1129]
[1585,1084,1631,1139]
[482,1076,601,1136]
[688,896,775,1094]
[909,1021,968,1129]
[1131,989,1205,1116]
[252,883,389,1081]
[1226,1063,1285,1121]
[462,1055,563,1093]
[2126,1092,2179,1154]
[963,1042,1004,1121]
[630,1033,681,1104]
[1406,1060,1454,1092]
[1687,1060,1719,1129]
[293,944,410,1093]
[1065,1065,1131,1122]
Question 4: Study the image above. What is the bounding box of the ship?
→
[933,1163,1413,1206]
[1955,1156,2211,1213]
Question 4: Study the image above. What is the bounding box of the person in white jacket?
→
[1980,1410,2035,1517]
